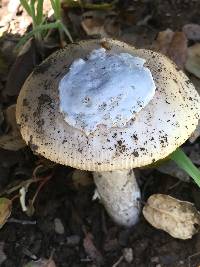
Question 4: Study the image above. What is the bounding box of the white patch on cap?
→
[59,48,156,135]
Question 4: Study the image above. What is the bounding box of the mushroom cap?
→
[16,39,200,171]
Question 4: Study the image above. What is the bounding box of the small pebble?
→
[66,235,80,246]
[54,218,65,235]
[123,248,133,263]
[151,256,159,263]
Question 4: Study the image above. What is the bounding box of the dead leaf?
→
[185,43,200,79]
[153,30,187,69]
[4,104,20,135]
[23,258,56,267]
[183,24,200,41]
[0,35,19,65]
[120,25,157,49]
[119,4,149,26]
[167,32,188,69]
[81,10,120,38]
[0,104,26,151]
[0,0,31,36]
[143,194,200,239]
[0,133,25,151]
[4,38,40,98]
[154,29,174,54]
[81,11,107,37]
[83,232,104,265]
[0,197,12,228]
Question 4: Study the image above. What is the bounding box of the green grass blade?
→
[20,0,32,16]
[30,0,36,22]
[59,22,73,42]
[50,0,60,20]
[50,0,56,14]
[54,0,61,19]
[36,0,44,25]
[16,21,60,48]
[170,147,200,187]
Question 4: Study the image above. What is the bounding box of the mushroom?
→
[16,39,200,226]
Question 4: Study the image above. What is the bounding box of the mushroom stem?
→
[93,169,141,227]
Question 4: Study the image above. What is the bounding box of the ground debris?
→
[189,120,200,143]
[0,241,7,265]
[123,248,133,263]
[23,258,56,267]
[0,0,30,36]
[183,24,200,41]
[103,238,119,252]
[167,31,188,69]
[66,235,80,246]
[157,160,190,182]
[4,38,40,98]
[153,29,187,69]
[0,197,12,229]
[83,231,104,266]
[72,169,93,189]
[0,104,26,150]
[81,10,120,38]
[54,218,65,235]
[154,29,174,54]
[185,43,200,79]
[143,194,200,239]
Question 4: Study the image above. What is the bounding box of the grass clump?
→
[19,0,73,47]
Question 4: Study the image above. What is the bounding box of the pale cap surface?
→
[16,39,200,171]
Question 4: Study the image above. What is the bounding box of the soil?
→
[0,1,200,267]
